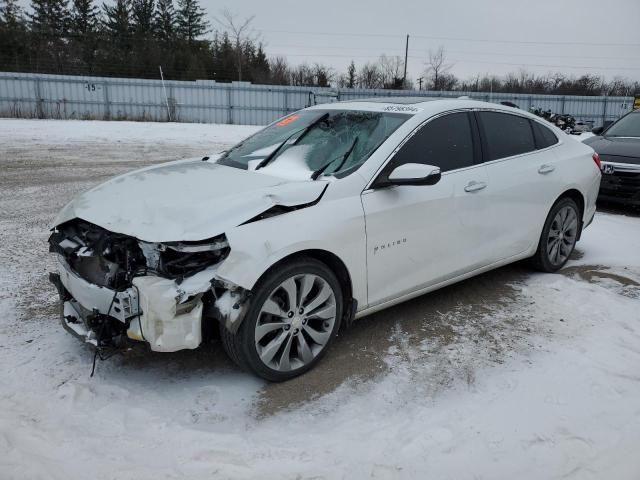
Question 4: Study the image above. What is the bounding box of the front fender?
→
[214,194,368,309]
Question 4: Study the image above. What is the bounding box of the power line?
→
[267,44,640,62]
[411,34,640,48]
[450,59,640,72]
[261,29,402,39]
[260,28,640,48]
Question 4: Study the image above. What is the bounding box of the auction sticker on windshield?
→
[276,115,300,127]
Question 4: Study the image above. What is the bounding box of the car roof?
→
[347,96,440,105]
[307,97,533,119]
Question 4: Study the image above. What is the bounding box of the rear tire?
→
[530,197,580,272]
[220,257,343,382]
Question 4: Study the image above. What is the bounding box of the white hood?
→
[53,159,328,242]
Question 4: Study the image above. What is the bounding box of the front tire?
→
[530,197,580,272]
[220,258,343,382]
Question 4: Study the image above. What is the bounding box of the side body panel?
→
[476,113,600,261]
[361,164,491,307]
[551,138,601,225]
[480,146,562,260]
[215,190,368,308]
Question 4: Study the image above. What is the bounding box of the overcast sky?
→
[203,0,640,83]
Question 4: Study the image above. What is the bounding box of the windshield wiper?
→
[311,137,359,180]
[254,130,300,170]
[255,113,330,170]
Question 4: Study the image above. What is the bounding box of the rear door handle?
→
[464,181,487,193]
[538,164,555,174]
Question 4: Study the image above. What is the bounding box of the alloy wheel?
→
[546,205,578,266]
[254,274,337,371]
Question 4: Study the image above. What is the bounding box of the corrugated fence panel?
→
[0,71,633,126]
[0,76,36,117]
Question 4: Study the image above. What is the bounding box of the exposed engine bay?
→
[49,219,230,289]
[48,219,247,356]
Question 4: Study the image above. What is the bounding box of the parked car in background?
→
[584,110,640,206]
[49,98,601,381]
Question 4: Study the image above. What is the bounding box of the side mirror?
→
[591,126,604,135]
[386,163,441,187]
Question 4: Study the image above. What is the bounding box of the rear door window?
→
[478,111,536,161]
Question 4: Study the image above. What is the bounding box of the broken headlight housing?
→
[49,220,230,289]
[141,237,230,280]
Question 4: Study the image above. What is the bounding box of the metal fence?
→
[0,71,634,127]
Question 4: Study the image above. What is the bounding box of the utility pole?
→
[403,34,409,88]
[417,77,424,90]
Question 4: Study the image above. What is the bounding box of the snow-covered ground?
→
[1,119,640,480]
[0,118,258,147]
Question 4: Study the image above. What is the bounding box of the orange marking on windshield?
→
[276,115,299,127]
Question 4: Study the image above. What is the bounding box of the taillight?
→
[592,152,601,170]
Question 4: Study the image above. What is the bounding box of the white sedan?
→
[49,98,601,381]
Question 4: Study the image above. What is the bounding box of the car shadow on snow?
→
[256,247,631,416]
[255,263,536,416]
[596,202,640,218]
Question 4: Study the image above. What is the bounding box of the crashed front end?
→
[48,219,247,352]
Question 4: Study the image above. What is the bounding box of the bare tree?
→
[436,72,458,91]
[269,56,290,85]
[425,46,452,90]
[358,62,382,89]
[289,63,312,86]
[312,63,333,87]
[214,8,256,81]
[549,72,566,92]
[378,54,404,89]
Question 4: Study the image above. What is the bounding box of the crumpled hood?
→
[583,136,640,163]
[53,158,328,242]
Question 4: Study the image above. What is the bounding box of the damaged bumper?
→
[50,257,205,352]
[48,219,254,353]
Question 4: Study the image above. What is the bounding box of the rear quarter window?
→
[478,111,536,161]
[531,121,559,149]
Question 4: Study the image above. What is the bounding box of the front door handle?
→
[538,164,555,174]
[464,181,487,193]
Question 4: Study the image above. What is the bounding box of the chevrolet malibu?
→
[49,98,601,381]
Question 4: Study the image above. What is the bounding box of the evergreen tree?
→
[102,0,132,72]
[131,0,154,37]
[175,0,208,44]
[28,0,69,37]
[346,60,356,88]
[130,0,156,76]
[1,0,23,29]
[154,0,174,42]
[0,0,28,71]
[102,0,131,40]
[249,43,269,83]
[69,0,99,35]
[28,0,70,71]
[68,0,100,72]
[211,31,235,81]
